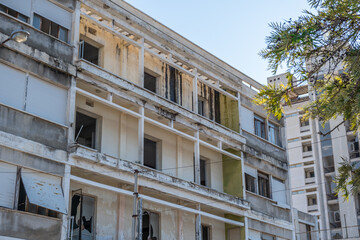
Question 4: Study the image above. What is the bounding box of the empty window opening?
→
[33,14,68,42]
[300,118,310,127]
[254,115,266,139]
[71,194,96,240]
[200,159,210,187]
[201,225,211,240]
[0,4,28,22]
[75,111,97,149]
[258,172,270,198]
[307,195,317,206]
[144,72,157,93]
[169,66,177,103]
[261,233,275,240]
[214,91,221,124]
[268,122,280,145]
[198,98,205,117]
[302,143,312,152]
[144,138,158,169]
[79,41,100,65]
[142,210,160,240]
[245,173,256,193]
[305,168,315,178]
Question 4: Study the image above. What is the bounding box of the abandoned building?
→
[0,0,317,239]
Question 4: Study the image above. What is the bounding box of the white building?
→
[269,72,360,239]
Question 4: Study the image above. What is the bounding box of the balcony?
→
[307,204,318,212]
[302,151,313,158]
[0,207,62,240]
[305,177,315,184]
[300,125,310,133]
[70,144,250,211]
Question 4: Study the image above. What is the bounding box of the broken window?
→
[144,72,157,93]
[75,111,98,150]
[201,225,211,240]
[144,138,158,169]
[71,194,96,240]
[254,115,266,139]
[15,168,66,218]
[200,159,211,187]
[33,14,68,42]
[79,40,100,65]
[142,210,160,240]
[268,122,280,146]
[0,3,28,23]
[245,173,256,193]
[258,172,270,198]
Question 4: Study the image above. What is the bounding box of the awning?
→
[21,168,67,214]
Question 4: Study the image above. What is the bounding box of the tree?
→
[255,0,360,197]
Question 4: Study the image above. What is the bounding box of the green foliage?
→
[335,158,360,200]
[255,0,360,197]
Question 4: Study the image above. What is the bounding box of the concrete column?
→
[67,77,77,144]
[237,92,242,134]
[117,194,126,240]
[177,209,184,240]
[195,204,202,240]
[138,38,145,87]
[60,164,71,240]
[71,0,81,63]
[192,68,198,113]
[120,112,127,160]
[176,136,183,178]
[194,131,200,184]
[138,106,144,164]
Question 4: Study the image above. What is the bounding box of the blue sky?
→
[125,0,311,85]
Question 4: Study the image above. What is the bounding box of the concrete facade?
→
[269,73,360,239]
[0,0,316,239]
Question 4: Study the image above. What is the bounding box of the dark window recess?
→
[144,138,157,169]
[258,172,270,198]
[75,112,97,149]
[0,4,29,23]
[144,72,157,93]
[33,14,68,42]
[79,41,100,65]
[71,194,95,240]
[169,66,177,103]
[142,211,159,240]
[245,174,256,193]
[200,159,207,186]
[198,99,205,117]
[306,225,312,240]
[18,179,58,218]
[214,91,221,124]
[202,225,211,240]
[254,116,266,139]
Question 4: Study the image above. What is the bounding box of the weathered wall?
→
[0,12,73,62]
[248,218,292,240]
[0,104,68,150]
[222,150,243,198]
[220,93,239,132]
[200,146,223,192]
[0,207,62,240]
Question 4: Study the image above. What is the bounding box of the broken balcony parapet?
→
[71,144,250,209]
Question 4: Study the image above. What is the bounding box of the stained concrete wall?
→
[248,218,292,240]
[0,12,73,63]
[0,207,62,240]
[0,104,68,150]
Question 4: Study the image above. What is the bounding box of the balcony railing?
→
[305,177,315,184]
[324,166,335,173]
[327,193,338,201]
[303,151,313,158]
[307,204,318,212]
[300,125,310,133]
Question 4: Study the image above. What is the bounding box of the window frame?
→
[254,115,266,139]
[0,3,29,23]
[201,224,212,240]
[142,209,160,240]
[33,13,69,43]
[75,108,102,151]
[144,135,162,170]
[258,172,271,199]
